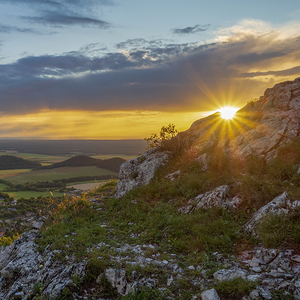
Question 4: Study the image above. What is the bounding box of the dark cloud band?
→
[0,33,300,115]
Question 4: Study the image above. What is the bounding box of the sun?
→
[219,106,238,120]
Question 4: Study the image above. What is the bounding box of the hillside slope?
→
[0,155,41,170]
[43,155,126,173]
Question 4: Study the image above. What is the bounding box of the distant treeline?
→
[0,155,41,170]
[0,139,146,156]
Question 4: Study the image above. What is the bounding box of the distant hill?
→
[0,155,42,170]
[42,155,126,173]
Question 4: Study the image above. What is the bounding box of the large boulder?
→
[115,149,171,198]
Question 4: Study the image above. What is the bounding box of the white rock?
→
[115,149,170,198]
[243,192,290,236]
[167,276,173,286]
[105,268,131,296]
[195,153,209,171]
[213,268,247,281]
[247,275,261,282]
[180,185,229,213]
[165,170,181,181]
[200,288,220,300]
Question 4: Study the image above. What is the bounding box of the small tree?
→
[144,123,178,150]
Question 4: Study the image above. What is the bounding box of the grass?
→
[7,190,64,200]
[0,183,8,190]
[257,208,300,247]
[5,166,117,185]
[214,278,257,300]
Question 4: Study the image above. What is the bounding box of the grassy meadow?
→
[4,166,117,185]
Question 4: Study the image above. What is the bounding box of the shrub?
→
[144,124,178,150]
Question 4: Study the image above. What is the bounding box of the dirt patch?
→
[68,182,103,191]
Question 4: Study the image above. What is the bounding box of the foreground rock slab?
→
[0,230,86,300]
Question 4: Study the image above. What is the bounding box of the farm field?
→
[7,190,64,200]
[0,152,68,164]
[68,182,104,191]
[91,154,135,160]
[4,166,118,185]
[0,169,31,177]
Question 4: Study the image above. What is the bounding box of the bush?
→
[144,124,178,150]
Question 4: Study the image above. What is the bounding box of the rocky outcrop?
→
[176,77,300,161]
[244,192,300,236]
[115,149,171,198]
[0,230,86,300]
[179,185,242,213]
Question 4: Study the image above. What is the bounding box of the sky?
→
[0,0,300,139]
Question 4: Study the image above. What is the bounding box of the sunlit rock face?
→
[115,149,171,198]
[177,77,300,160]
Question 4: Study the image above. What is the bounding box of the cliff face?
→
[179,77,300,160]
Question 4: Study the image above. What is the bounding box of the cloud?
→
[23,11,110,28]
[0,20,300,115]
[172,24,210,35]
[0,24,42,34]
[1,0,113,28]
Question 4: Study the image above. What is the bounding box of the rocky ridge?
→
[177,77,300,161]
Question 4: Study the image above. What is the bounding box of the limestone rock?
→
[201,288,220,300]
[213,268,247,281]
[195,153,209,171]
[165,170,181,181]
[115,149,171,198]
[105,268,131,296]
[0,230,86,300]
[179,185,243,213]
[243,192,290,236]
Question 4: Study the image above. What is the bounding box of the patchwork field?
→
[7,190,64,200]
[4,166,118,185]
[0,152,68,164]
[0,169,31,178]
